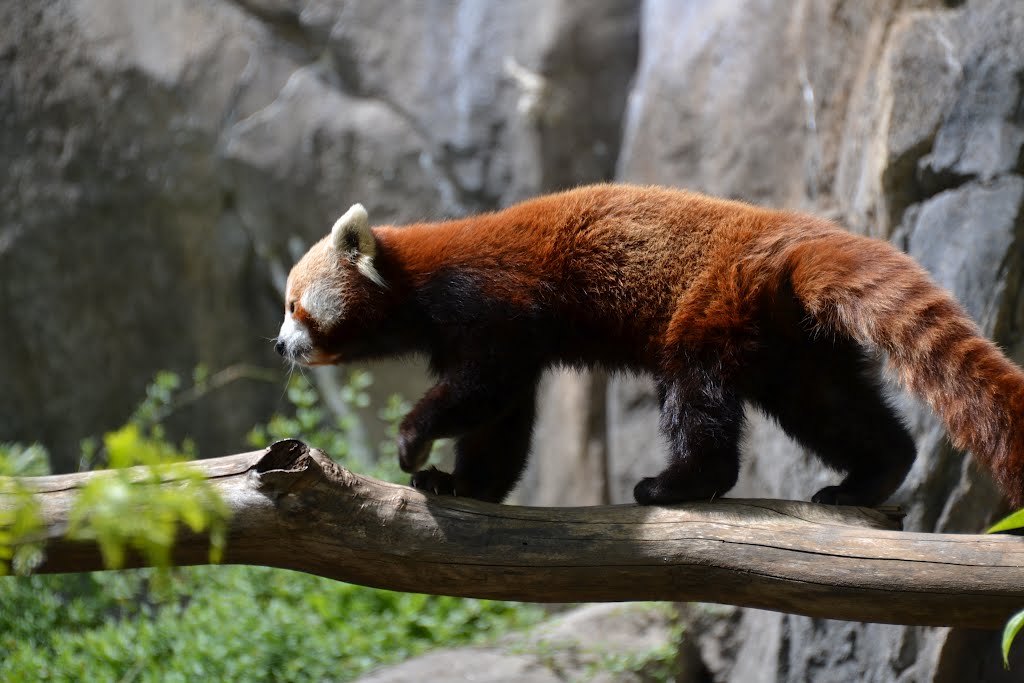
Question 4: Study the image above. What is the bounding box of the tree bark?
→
[5,439,1024,629]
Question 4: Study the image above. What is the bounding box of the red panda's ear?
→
[330,203,375,259]
[330,203,388,288]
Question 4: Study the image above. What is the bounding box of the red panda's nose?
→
[274,339,287,356]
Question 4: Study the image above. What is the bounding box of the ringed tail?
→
[782,227,1024,508]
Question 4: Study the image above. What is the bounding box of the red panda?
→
[275,184,1024,508]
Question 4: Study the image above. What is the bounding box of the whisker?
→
[279,360,296,402]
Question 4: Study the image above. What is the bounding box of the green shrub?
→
[0,442,49,575]
[0,566,542,682]
[0,368,543,681]
[988,509,1024,668]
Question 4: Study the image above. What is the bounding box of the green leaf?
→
[1003,609,1024,668]
[987,508,1024,534]
[192,364,209,387]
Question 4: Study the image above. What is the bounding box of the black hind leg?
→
[411,384,537,503]
[747,338,916,507]
[634,367,745,505]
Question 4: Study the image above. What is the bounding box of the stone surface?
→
[354,603,675,683]
[0,0,283,466]
[836,8,965,237]
[355,649,561,683]
[318,0,638,212]
[515,369,608,506]
[0,0,638,470]
[918,2,1024,190]
[906,176,1024,346]
[605,374,666,504]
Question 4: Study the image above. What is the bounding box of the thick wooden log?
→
[5,439,1024,629]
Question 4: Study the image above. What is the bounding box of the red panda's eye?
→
[289,301,296,314]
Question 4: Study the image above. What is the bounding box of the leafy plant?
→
[987,509,1024,535]
[67,368,231,571]
[987,509,1024,668]
[0,565,543,682]
[506,603,681,683]
[0,366,544,681]
[1003,611,1024,671]
[584,619,683,683]
[0,443,50,575]
[248,370,409,481]
[66,423,229,569]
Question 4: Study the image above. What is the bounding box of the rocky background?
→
[2,0,1023,681]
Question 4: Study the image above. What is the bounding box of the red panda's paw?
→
[410,467,458,497]
[397,430,432,473]
[633,475,727,505]
[632,477,666,505]
[634,456,740,505]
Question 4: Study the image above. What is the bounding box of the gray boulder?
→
[354,603,677,683]
[0,0,638,469]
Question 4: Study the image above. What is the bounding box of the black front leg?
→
[411,382,538,502]
[397,364,538,474]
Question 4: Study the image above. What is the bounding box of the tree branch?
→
[5,439,1024,629]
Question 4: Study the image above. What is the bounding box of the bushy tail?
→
[783,227,1024,507]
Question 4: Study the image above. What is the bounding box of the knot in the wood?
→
[249,439,359,503]
[251,439,319,499]
[256,439,310,472]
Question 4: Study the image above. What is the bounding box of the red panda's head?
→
[275,203,389,366]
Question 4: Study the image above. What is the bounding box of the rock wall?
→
[0,0,637,468]
[612,1,1024,681]
[2,0,1023,680]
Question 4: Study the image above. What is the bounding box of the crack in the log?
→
[720,500,900,530]
[310,547,1024,601]
[370,493,899,530]
[380,504,908,541]
[650,536,1024,569]
[304,527,1024,570]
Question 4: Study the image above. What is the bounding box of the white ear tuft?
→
[330,203,375,258]
[330,203,388,288]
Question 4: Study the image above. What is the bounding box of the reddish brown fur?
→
[283,184,1024,508]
